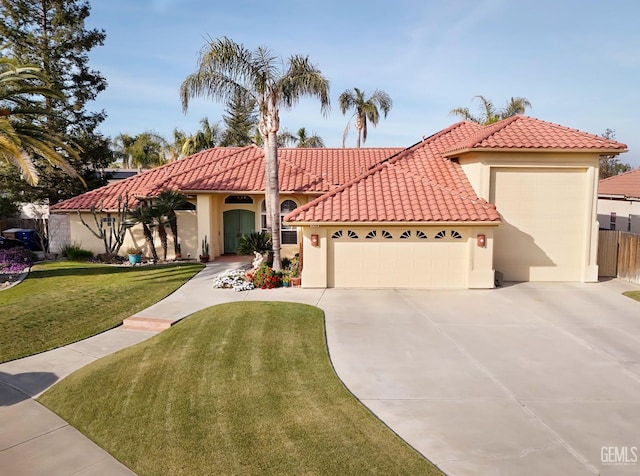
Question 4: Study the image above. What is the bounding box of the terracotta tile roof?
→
[51,145,402,211]
[444,115,628,155]
[285,121,500,224]
[598,168,640,199]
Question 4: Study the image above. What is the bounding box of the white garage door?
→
[490,168,586,281]
[328,228,469,288]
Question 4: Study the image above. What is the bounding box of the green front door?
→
[223,210,255,254]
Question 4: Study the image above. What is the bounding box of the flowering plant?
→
[0,248,33,274]
[251,263,282,289]
[212,269,254,292]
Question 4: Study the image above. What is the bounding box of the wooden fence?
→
[598,230,640,284]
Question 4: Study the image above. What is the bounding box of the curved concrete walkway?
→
[2,261,640,475]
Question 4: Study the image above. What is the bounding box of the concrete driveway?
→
[320,279,640,476]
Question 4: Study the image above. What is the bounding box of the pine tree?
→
[0,0,110,202]
[220,90,258,146]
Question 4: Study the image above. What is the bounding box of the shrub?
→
[60,241,83,258]
[67,248,94,261]
[0,247,33,273]
[237,231,271,256]
[250,263,282,289]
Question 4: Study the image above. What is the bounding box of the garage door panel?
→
[491,168,585,281]
[329,229,468,288]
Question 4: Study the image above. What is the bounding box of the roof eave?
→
[284,220,502,227]
[442,147,628,158]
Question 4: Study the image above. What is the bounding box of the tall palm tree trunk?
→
[142,224,159,263]
[266,130,282,271]
[157,222,168,261]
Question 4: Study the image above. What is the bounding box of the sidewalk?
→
[0,259,258,476]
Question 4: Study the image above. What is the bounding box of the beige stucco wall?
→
[459,151,600,282]
[196,193,315,259]
[63,210,196,261]
[300,225,497,289]
[597,198,640,233]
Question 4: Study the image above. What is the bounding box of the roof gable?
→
[444,115,628,155]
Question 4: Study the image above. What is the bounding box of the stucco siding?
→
[490,167,588,281]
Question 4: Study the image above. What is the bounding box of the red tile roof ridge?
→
[285,148,498,223]
[365,120,478,171]
[176,147,264,191]
[599,167,640,184]
[444,115,627,154]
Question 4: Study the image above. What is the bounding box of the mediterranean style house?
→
[50,115,627,289]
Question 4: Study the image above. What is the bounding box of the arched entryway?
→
[223,210,255,254]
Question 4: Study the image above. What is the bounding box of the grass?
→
[624,290,640,302]
[0,261,203,363]
[39,302,442,476]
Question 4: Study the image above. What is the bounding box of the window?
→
[451,230,462,239]
[610,212,617,231]
[261,199,298,244]
[416,230,427,239]
[281,200,298,244]
[400,230,411,239]
[366,230,377,239]
[381,230,393,239]
[331,230,343,239]
[434,230,446,239]
[225,195,253,204]
[347,230,359,239]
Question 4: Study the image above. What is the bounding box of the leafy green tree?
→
[450,96,531,124]
[339,87,392,148]
[220,89,258,146]
[181,117,222,155]
[599,129,631,179]
[0,0,108,200]
[0,58,80,185]
[180,36,330,270]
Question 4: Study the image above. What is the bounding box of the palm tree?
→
[0,58,81,185]
[294,127,324,148]
[155,190,188,255]
[180,36,330,270]
[149,206,169,261]
[112,133,136,167]
[450,96,532,125]
[339,87,392,148]
[127,205,159,263]
[181,117,222,156]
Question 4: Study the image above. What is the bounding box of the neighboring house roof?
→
[285,121,501,224]
[443,115,628,156]
[598,168,640,199]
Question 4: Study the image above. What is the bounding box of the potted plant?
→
[199,235,210,263]
[126,246,142,265]
[290,255,301,286]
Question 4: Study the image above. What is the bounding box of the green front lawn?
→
[39,301,442,475]
[0,261,203,363]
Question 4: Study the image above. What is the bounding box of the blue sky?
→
[85,0,639,167]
